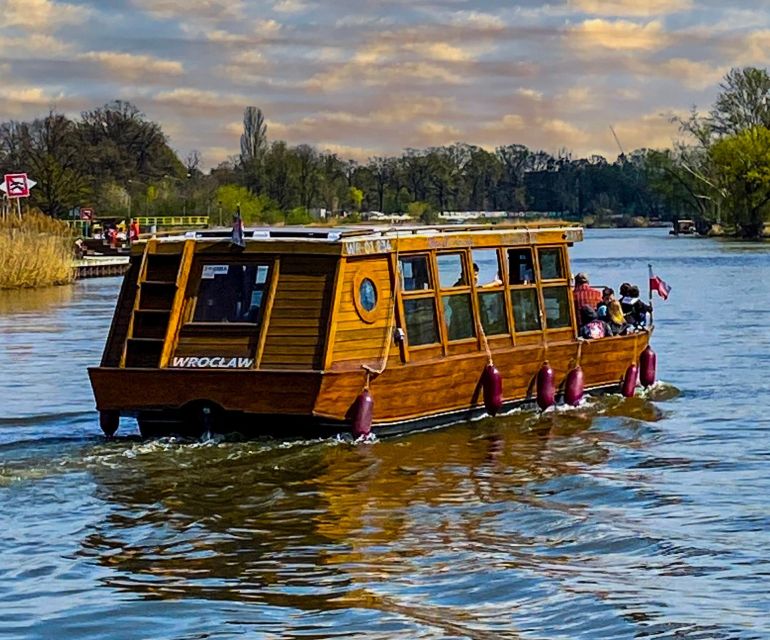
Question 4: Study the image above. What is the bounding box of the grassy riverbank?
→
[0,212,75,289]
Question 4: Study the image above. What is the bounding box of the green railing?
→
[136,215,209,228]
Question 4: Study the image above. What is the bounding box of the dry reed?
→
[0,211,76,289]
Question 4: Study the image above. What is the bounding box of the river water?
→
[1,228,768,639]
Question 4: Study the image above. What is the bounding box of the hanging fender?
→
[639,346,657,388]
[482,364,503,416]
[536,362,555,410]
[352,389,374,437]
[621,363,638,398]
[564,366,585,407]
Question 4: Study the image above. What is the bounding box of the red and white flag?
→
[649,272,671,300]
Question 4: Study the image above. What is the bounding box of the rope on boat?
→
[362,229,401,382]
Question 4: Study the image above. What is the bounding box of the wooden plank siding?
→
[330,256,395,369]
[314,331,650,424]
[259,255,337,369]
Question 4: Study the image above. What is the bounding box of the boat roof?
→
[144,222,583,257]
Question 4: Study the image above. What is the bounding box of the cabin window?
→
[400,253,440,347]
[193,263,270,324]
[473,248,507,335]
[359,278,377,311]
[437,253,467,288]
[538,248,564,280]
[511,288,541,332]
[478,291,508,335]
[473,248,503,287]
[442,293,475,341]
[400,255,432,291]
[508,248,535,285]
[403,298,439,346]
[353,273,379,324]
[542,286,571,329]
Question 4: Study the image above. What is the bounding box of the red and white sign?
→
[3,173,30,198]
[80,207,94,221]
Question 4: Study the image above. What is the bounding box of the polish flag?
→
[649,274,671,300]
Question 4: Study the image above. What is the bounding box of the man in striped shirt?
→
[572,272,602,322]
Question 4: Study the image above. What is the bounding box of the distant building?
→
[439,211,508,222]
[364,211,412,223]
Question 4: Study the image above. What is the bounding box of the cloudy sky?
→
[1,0,768,169]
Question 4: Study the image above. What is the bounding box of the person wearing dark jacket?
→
[620,284,652,328]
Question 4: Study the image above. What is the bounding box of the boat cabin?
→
[89,224,652,438]
[670,219,697,235]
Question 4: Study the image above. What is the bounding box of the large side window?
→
[437,252,475,342]
[508,248,541,332]
[399,255,439,346]
[473,248,507,336]
[193,263,270,324]
[542,286,571,329]
[538,247,564,280]
[538,247,571,329]
[508,248,535,285]
[400,255,432,291]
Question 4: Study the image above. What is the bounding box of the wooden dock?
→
[74,256,130,279]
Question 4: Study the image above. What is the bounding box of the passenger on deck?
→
[579,305,610,339]
[573,272,602,315]
[620,284,652,329]
[597,287,626,335]
[453,262,479,287]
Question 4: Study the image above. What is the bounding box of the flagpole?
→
[647,263,654,327]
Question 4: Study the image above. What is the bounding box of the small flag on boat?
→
[648,268,671,300]
[231,205,245,249]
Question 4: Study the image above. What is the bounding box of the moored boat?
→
[88,223,655,438]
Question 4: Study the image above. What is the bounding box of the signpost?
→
[0,173,36,220]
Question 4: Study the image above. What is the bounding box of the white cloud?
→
[79,52,184,79]
[517,88,543,101]
[659,58,727,89]
[0,34,73,58]
[2,0,88,31]
[449,11,505,30]
[132,0,245,21]
[568,19,669,52]
[273,0,310,13]
[568,0,692,17]
[730,29,770,66]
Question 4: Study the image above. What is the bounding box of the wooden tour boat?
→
[88,223,655,439]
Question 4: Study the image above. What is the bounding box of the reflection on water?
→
[0,283,74,316]
[3,232,770,639]
[72,399,660,637]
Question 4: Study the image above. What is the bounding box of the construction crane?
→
[609,125,626,163]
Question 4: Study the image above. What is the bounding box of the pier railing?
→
[136,216,209,228]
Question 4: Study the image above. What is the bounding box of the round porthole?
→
[360,279,377,311]
[353,273,379,323]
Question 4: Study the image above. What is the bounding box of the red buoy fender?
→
[639,346,657,388]
[536,362,555,410]
[564,366,585,406]
[482,364,503,416]
[621,363,638,398]
[352,389,374,437]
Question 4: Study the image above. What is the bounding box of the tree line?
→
[2,67,770,236]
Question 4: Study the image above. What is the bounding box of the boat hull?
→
[89,331,651,438]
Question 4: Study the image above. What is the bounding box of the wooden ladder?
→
[121,239,195,368]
